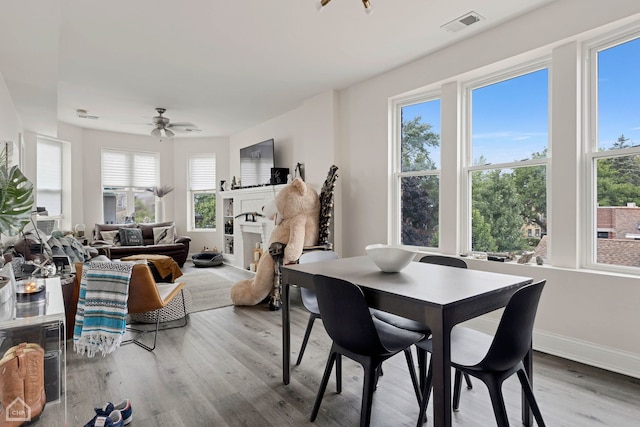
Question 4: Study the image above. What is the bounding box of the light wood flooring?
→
[34,271,640,426]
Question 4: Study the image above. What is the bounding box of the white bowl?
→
[365,244,417,273]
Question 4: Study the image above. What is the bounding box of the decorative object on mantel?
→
[220,180,226,191]
[235,211,265,222]
[147,185,174,222]
[230,178,319,307]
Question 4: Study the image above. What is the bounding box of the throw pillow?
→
[153,225,175,245]
[100,230,121,246]
[119,227,144,246]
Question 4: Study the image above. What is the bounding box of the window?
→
[465,65,549,254]
[189,154,216,230]
[392,96,441,248]
[587,32,640,270]
[102,149,159,224]
[37,138,63,216]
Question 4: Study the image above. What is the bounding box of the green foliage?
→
[472,169,528,252]
[134,198,155,222]
[0,148,35,236]
[401,117,439,172]
[401,175,439,247]
[400,116,440,247]
[194,193,216,229]
[597,135,640,206]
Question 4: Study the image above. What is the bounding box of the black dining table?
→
[281,255,534,427]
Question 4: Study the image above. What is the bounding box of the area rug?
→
[179,266,248,313]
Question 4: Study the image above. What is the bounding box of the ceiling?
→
[0,0,555,139]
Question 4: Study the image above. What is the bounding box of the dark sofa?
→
[91,221,191,267]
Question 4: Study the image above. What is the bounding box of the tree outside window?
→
[467,67,549,254]
[395,98,441,248]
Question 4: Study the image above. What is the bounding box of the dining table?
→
[280,255,534,427]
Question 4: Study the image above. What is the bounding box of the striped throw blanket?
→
[74,261,134,357]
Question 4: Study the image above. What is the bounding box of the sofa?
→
[90,221,191,267]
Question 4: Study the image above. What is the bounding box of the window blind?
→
[37,139,62,215]
[189,154,216,191]
[102,149,159,188]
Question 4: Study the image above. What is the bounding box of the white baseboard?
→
[465,317,640,379]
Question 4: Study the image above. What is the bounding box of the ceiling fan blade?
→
[167,122,196,128]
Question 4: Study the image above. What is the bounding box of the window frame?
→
[188,153,217,231]
[585,26,640,273]
[461,59,551,255]
[101,148,159,224]
[390,91,442,249]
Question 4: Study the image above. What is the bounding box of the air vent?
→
[441,11,484,33]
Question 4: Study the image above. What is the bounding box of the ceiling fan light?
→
[151,128,161,137]
[362,0,372,14]
[164,128,175,138]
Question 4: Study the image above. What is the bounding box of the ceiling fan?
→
[150,107,200,139]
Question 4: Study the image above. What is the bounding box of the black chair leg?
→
[463,372,473,389]
[310,350,337,422]
[417,347,427,391]
[360,359,379,427]
[404,349,421,405]
[417,362,433,426]
[336,354,342,394]
[517,368,546,427]
[485,376,509,427]
[296,313,318,365]
[452,369,462,411]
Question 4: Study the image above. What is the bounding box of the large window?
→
[102,149,159,224]
[588,32,640,270]
[465,66,549,255]
[393,96,441,248]
[189,154,216,230]
[37,138,63,216]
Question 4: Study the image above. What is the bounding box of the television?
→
[240,138,275,187]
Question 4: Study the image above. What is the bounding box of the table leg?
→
[429,317,452,427]
[282,282,291,385]
[522,344,533,426]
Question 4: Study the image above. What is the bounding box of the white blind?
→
[189,154,216,191]
[102,149,159,188]
[37,139,62,215]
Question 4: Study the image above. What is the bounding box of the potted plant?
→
[147,185,174,222]
[0,144,35,319]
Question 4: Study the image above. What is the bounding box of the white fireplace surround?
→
[221,185,285,270]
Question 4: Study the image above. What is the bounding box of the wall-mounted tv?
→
[240,138,275,187]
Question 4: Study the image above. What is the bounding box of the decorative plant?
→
[0,145,34,237]
[147,185,174,198]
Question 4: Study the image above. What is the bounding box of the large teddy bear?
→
[230,178,320,306]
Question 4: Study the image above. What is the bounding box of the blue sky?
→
[402,36,640,163]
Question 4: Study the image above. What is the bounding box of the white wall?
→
[0,77,21,145]
[55,125,230,253]
[335,0,640,377]
[229,0,640,377]
[230,90,342,252]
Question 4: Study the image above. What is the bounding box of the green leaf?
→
[0,164,35,236]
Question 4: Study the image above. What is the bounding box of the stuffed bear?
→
[230,178,320,306]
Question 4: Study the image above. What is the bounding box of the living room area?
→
[2,0,640,425]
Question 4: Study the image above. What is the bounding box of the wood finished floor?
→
[35,284,640,426]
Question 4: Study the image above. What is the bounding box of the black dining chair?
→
[295,250,340,366]
[372,255,473,392]
[416,280,547,427]
[310,274,424,427]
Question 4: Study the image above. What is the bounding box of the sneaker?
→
[84,403,114,427]
[113,399,132,425]
[85,400,132,426]
[92,409,123,427]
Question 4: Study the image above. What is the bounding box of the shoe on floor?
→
[84,399,132,427]
[92,409,123,427]
[113,399,132,425]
